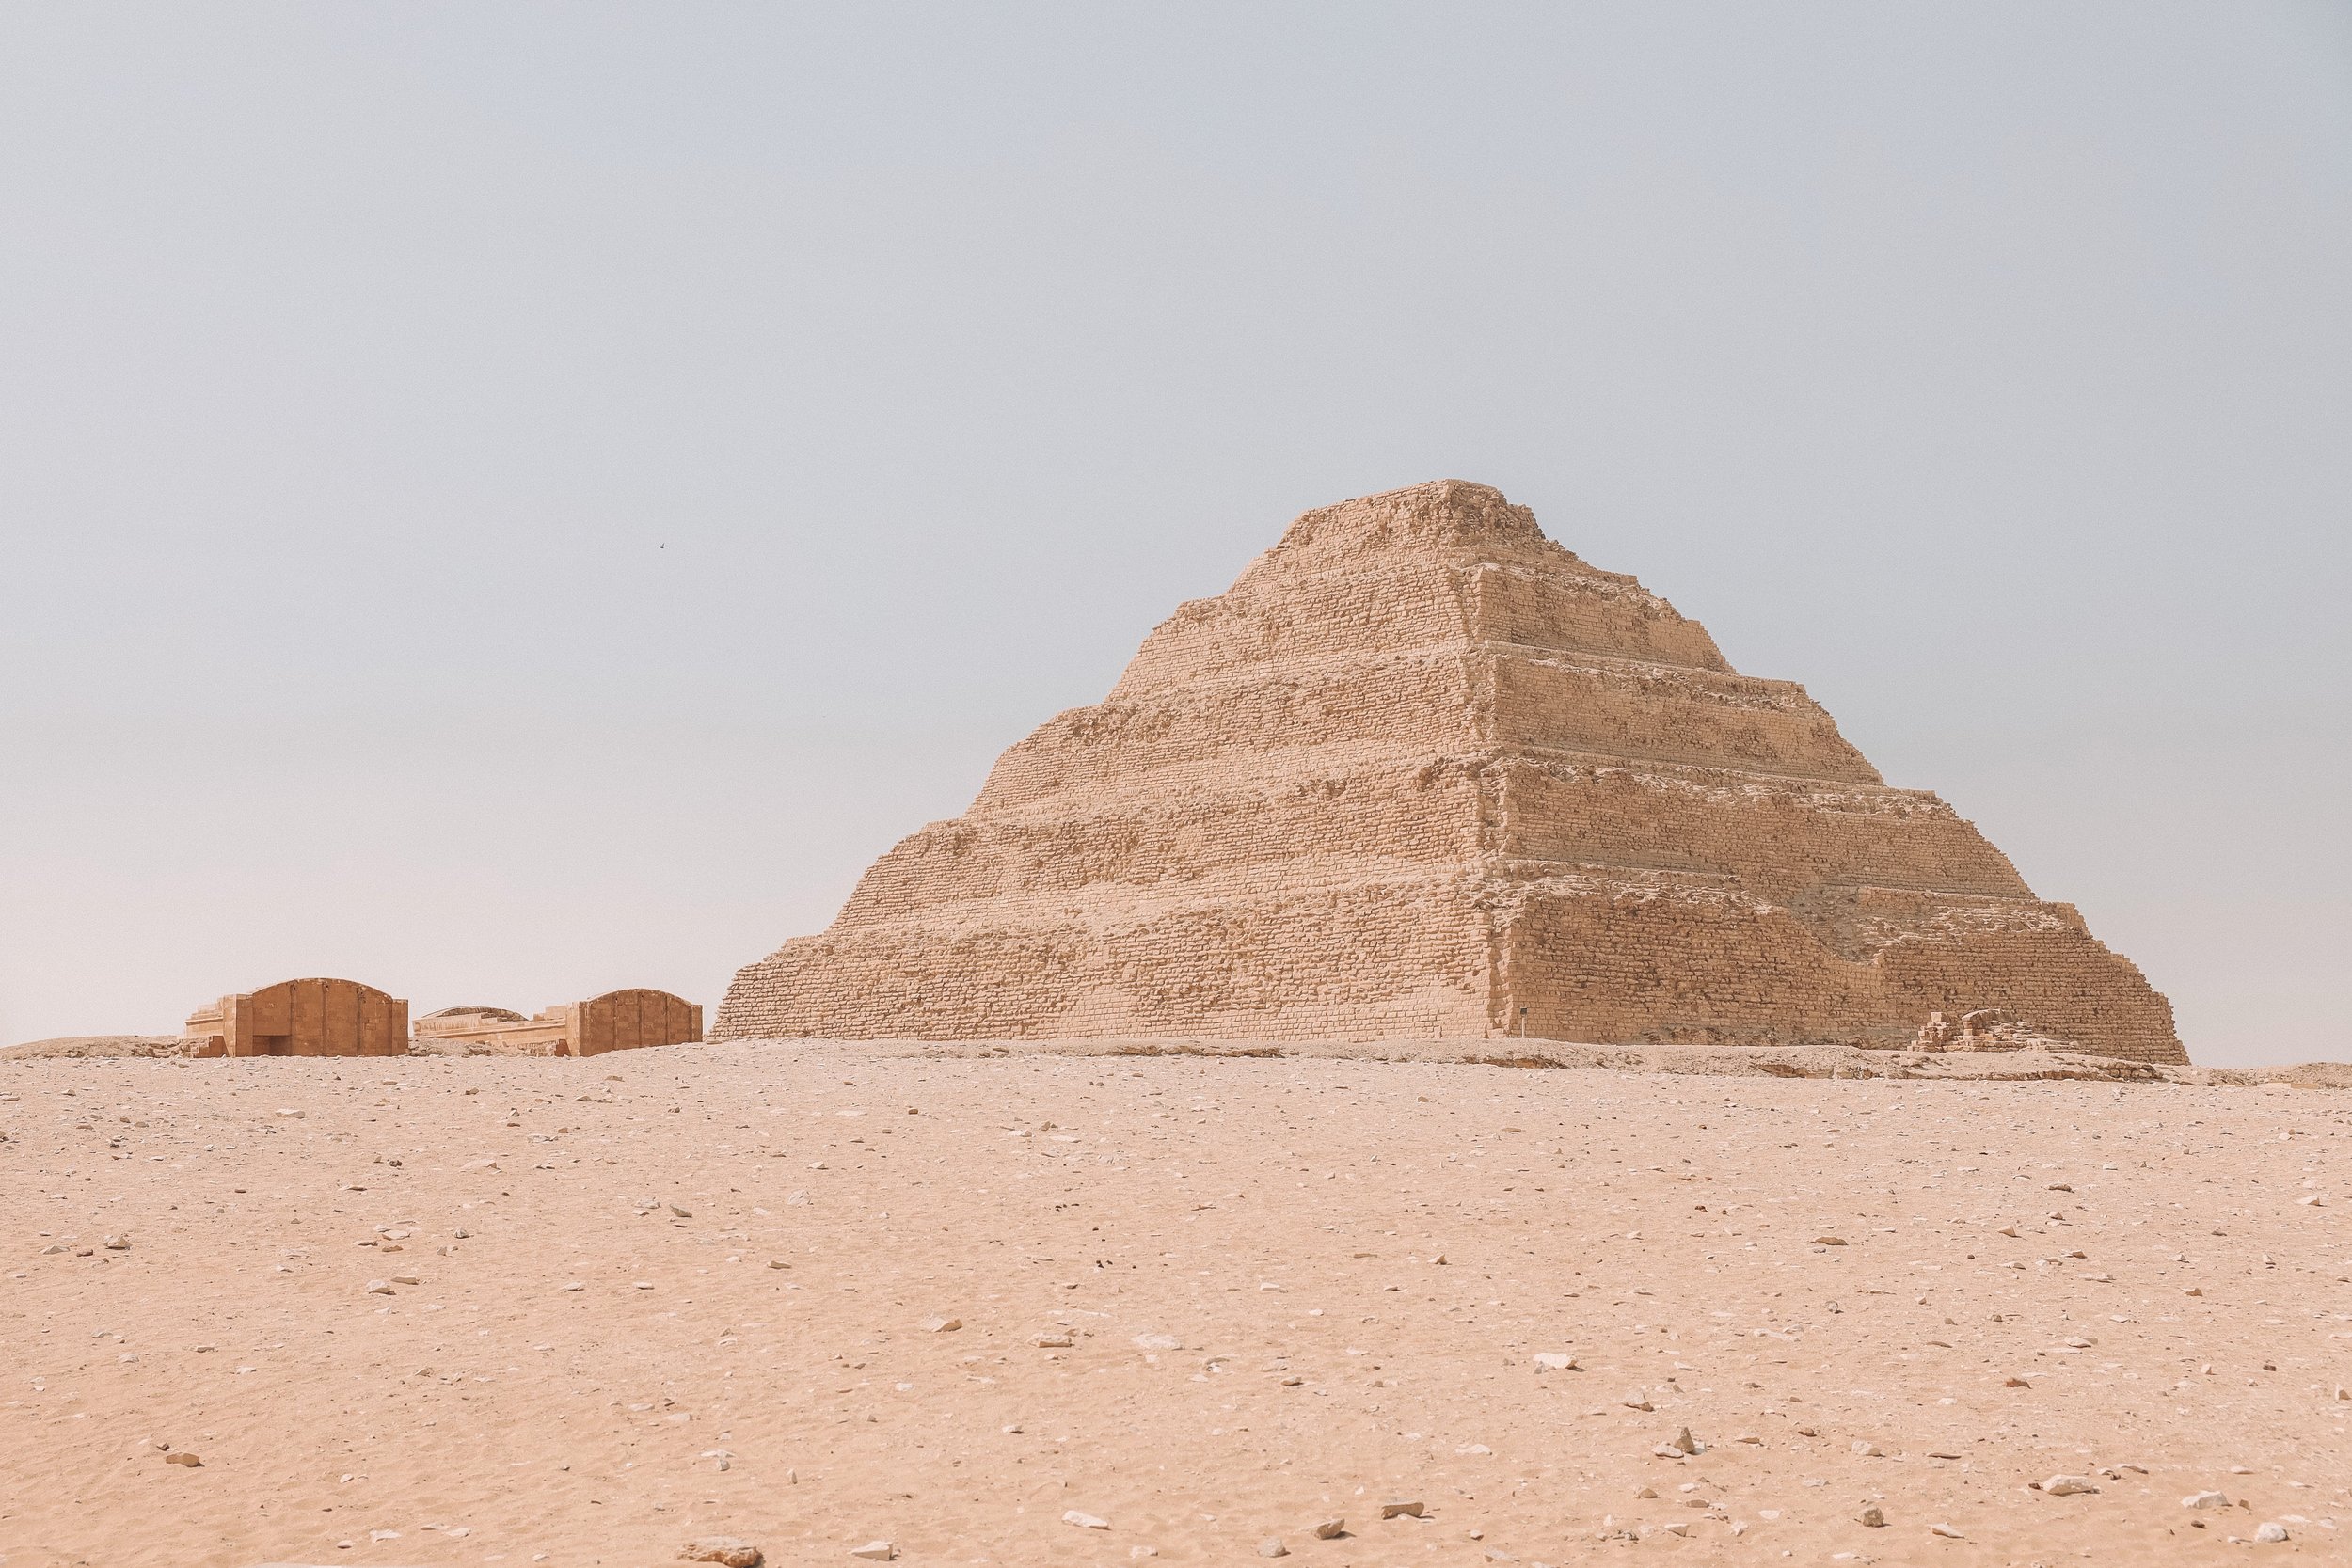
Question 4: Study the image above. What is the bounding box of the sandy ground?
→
[3,1042,2348,1568]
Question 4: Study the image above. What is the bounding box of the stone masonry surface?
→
[716,482,2183,1062]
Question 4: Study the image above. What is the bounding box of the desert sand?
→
[4,1041,2347,1566]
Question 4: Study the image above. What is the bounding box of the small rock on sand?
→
[2255,1522,2291,1543]
[1929,1522,1964,1539]
[679,1541,762,1568]
[1064,1510,1110,1529]
[1312,1518,1345,1539]
[848,1543,897,1562]
[1856,1502,1885,1528]
[1380,1500,1425,1519]
[2183,1490,2232,1510]
[919,1316,961,1333]
[2041,1475,2099,1496]
[164,1450,201,1467]
[1259,1538,1287,1557]
[1532,1352,1578,1370]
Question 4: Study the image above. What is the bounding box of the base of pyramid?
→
[715,865,2184,1063]
[1493,869,2184,1063]
[713,871,1497,1043]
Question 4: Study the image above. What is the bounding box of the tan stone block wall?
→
[977,651,1480,810]
[840,761,1488,922]
[191,978,408,1057]
[719,874,1493,1043]
[1485,653,1880,782]
[1490,874,2178,1062]
[1490,756,2030,900]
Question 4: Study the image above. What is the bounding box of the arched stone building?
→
[185,977,409,1057]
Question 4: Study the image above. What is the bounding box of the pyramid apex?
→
[1276,480,1552,559]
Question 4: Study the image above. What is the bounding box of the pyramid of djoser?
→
[718,482,2183,1062]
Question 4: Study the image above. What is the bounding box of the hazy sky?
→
[5,4,2347,1064]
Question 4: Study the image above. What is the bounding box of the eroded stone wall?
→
[716,480,2184,1063]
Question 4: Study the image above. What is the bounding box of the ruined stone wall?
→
[838,759,1488,922]
[1491,757,2031,900]
[1485,652,1881,781]
[720,872,1495,1043]
[1491,874,2176,1059]
[976,651,1479,809]
[716,480,2185,1063]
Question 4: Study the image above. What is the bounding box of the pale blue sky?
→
[4,4,2347,1063]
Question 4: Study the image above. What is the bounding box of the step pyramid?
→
[716,481,2183,1062]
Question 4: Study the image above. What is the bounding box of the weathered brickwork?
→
[716,481,2184,1063]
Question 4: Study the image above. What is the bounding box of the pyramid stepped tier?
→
[717,481,2183,1063]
